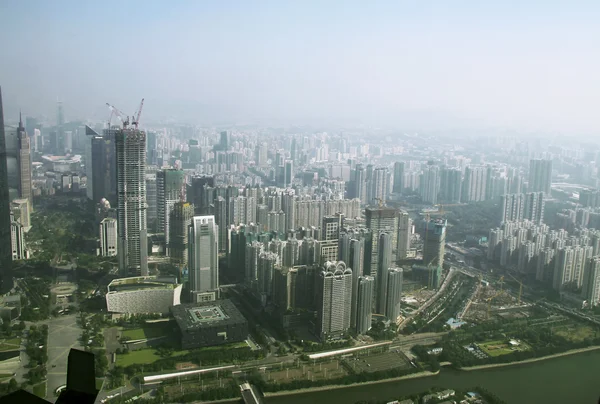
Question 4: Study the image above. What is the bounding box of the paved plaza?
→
[45,315,84,401]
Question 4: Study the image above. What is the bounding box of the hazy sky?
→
[1,1,599,132]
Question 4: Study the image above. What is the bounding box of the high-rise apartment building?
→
[397,211,412,261]
[500,193,524,224]
[523,192,545,225]
[340,237,364,329]
[369,167,390,205]
[145,167,158,231]
[146,131,158,165]
[583,256,600,307]
[188,215,219,302]
[353,164,368,205]
[256,143,268,167]
[529,159,552,195]
[365,206,398,272]
[257,251,278,302]
[245,241,263,286]
[553,246,574,291]
[423,219,447,269]
[499,192,545,225]
[169,202,194,267]
[385,268,403,324]
[157,169,185,249]
[116,128,148,276]
[316,261,352,340]
[284,160,293,188]
[462,166,487,202]
[376,232,392,314]
[99,218,118,257]
[419,165,440,205]
[322,214,344,241]
[218,131,230,151]
[0,87,12,293]
[439,168,462,203]
[393,162,405,193]
[356,276,374,334]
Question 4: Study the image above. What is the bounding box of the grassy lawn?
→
[32,381,46,398]
[0,373,13,381]
[121,328,146,340]
[96,378,104,391]
[0,337,21,352]
[116,348,190,367]
[121,323,175,341]
[554,325,598,342]
[478,340,531,357]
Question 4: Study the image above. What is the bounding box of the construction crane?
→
[486,290,507,319]
[106,103,129,128]
[131,98,145,129]
[105,108,115,131]
[506,273,524,304]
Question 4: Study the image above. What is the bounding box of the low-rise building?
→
[106,276,182,314]
[171,299,248,349]
[422,389,455,404]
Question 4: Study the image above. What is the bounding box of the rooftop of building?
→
[107,276,179,293]
[427,218,448,226]
[171,299,246,331]
[41,154,82,163]
[365,206,397,214]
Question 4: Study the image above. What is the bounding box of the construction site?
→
[460,275,531,323]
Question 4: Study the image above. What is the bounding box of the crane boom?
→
[132,98,145,129]
[506,273,523,304]
[106,103,129,128]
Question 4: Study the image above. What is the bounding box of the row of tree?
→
[129,346,262,378]
[24,324,48,385]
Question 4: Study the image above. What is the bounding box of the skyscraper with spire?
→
[0,88,13,293]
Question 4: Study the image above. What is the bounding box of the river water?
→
[265,350,600,404]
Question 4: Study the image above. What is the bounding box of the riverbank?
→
[460,345,600,371]
[264,349,600,404]
[263,370,439,397]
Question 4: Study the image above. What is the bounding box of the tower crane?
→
[486,289,508,319]
[106,103,129,129]
[132,98,145,129]
[506,273,524,304]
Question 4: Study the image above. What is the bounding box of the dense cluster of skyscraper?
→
[5,82,600,342]
[489,220,600,306]
[388,158,552,207]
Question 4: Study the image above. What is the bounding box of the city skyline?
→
[2,3,600,403]
[0,2,599,133]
